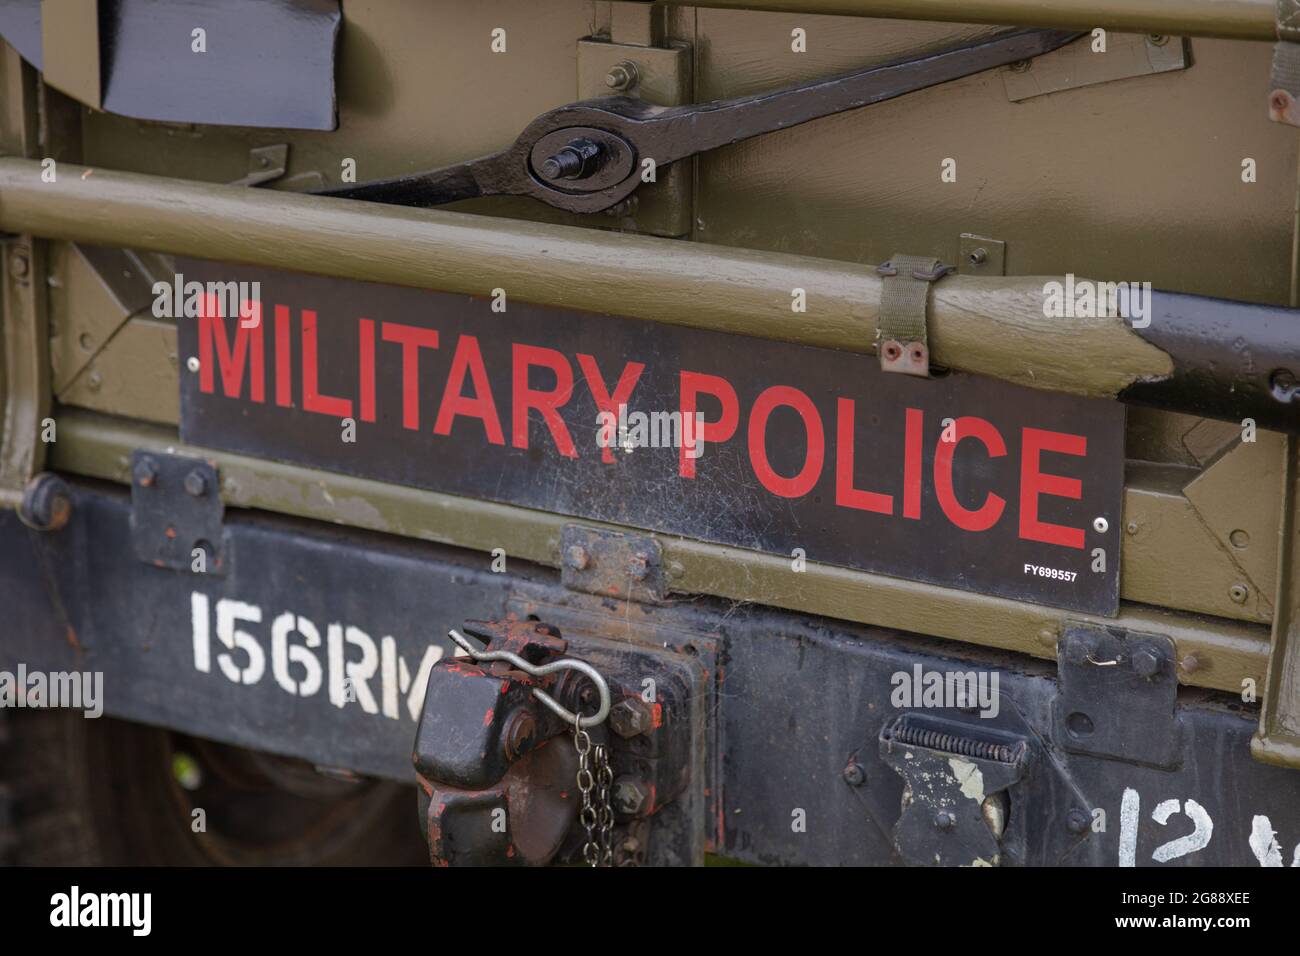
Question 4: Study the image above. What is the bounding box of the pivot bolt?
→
[842,761,866,787]
[1066,807,1091,834]
[934,809,957,831]
[539,138,603,181]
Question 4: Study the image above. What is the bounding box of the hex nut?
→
[608,697,653,738]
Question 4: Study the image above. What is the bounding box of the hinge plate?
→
[129,450,227,575]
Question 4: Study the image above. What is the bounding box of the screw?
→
[9,253,29,279]
[186,356,200,373]
[934,809,957,831]
[967,247,988,266]
[183,470,208,497]
[563,543,589,571]
[1271,368,1296,397]
[133,457,158,488]
[612,777,649,816]
[609,698,653,738]
[1126,521,1139,535]
[86,370,102,392]
[1093,516,1109,534]
[1147,34,1170,46]
[1066,808,1090,833]
[1229,583,1249,604]
[1180,654,1200,674]
[1131,647,1161,678]
[842,762,866,787]
[604,61,639,92]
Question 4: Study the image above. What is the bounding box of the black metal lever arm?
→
[319,28,1083,214]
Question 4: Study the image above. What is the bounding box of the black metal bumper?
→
[1,480,1297,866]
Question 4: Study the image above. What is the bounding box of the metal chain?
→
[574,714,617,867]
[595,743,615,866]
[573,719,600,866]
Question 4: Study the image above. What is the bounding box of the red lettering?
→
[678,372,738,478]
[274,304,292,407]
[748,386,824,499]
[511,344,576,458]
[903,407,923,519]
[934,416,1006,532]
[435,335,504,444]
[301,309,353,419]
[835,398,892,514]
[359,318,376,423]
[381,321,439,430]
[198,295,263,402]
[577,354,644,465]
[1019,427,1087,549]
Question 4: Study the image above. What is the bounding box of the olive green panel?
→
[46,408,1272,696]
[57,318,178,426]
[692,14,1297,304]
[1123,462,1275,623]
[675,0,1279,41]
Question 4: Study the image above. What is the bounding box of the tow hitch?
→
[412,619,707,866]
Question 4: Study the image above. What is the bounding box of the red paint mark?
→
[483,707,495,727]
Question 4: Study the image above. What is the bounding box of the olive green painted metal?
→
[674,0,1280,41]
[0,44,47,511]
[0,158,1171,399]
[1253,435,1300,768]
[48,408,1272,697]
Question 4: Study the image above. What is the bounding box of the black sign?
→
[177,259,1124,614]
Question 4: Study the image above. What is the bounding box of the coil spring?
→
[886,720,1018,764]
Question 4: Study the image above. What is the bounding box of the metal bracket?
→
[230,145,289,187]
[958,234,1006,275]
[560,525,666,603]
[1252,434,1300,769]
[879,713,1031,866]
[1002,32,1187,103]
[1052,623,1183,769]
[128,450,227,575]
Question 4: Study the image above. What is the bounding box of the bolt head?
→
[186,356,201,373]
[627,552,650,580]
[934,809,957,831]
[133,457,158,487]
[183,470,208,497]
[9,253,29,279]
[604,61,638,91]
[842,762,866,787]
[612,777,648,816]
[608,698,653,738]
[1131,648,1161,678]
[1229,583,1249,604]
[564,544,589,571]
[1066,808,1090,833]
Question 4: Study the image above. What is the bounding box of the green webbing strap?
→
[876,253,953,377]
